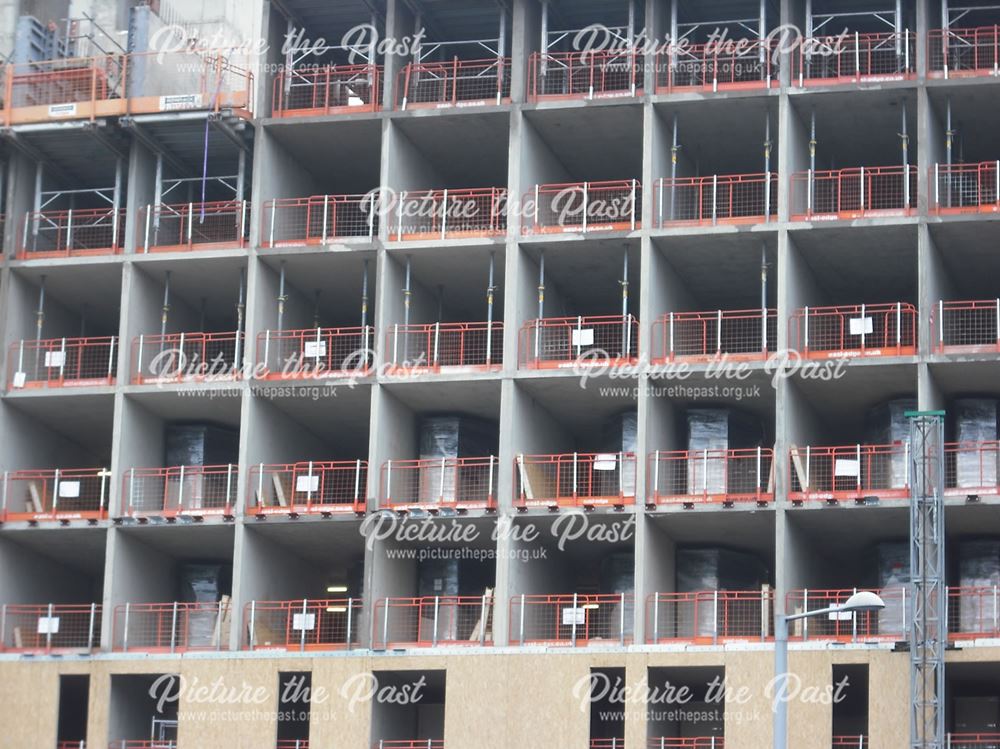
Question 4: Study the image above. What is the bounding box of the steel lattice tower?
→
[908,411,946,749]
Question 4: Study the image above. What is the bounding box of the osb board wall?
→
[0,647,991,749]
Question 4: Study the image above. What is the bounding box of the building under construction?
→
[2,0,1000,747]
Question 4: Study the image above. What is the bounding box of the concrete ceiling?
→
[259,251,377,324]
[521,237,640,316]
[124,389,243,426]
[266,118,383,194]
[2,392,115,461]
[524,103,643,182]
[387,244,504,322]
[515,375,635,435]
[259,384,373,453]
[395,110,511,188]
[382,378,501,421]
[930,361,1000,400]
[653,232,778,310]
[119,523,236,560]
[132,254,249,327]
[246,521,365,567]
[14,262,122,332]
[654,97,779,176]
[650,508,776,558]
[789,223,918,306]
[927,82,1000,164]
[1,527,107,576]
[788,89,918,169]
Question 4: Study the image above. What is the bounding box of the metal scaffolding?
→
[907,411,946,749]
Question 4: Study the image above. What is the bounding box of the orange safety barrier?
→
[657,39,777,92]
[947,734,1000,748]
[785,588,907,642]
[933,300,1000,354]
[3,468,111,521]
[107,742,177,749]
[929,26,1000,77]
[793,31,916,86]
[3,51,253,126]
[832,739,867,748]
[244,598,362,651]
[655,174,777,226]
[524,181,640,234]
[530,50,643,101]
[373,595,494,648]
[112,600,232,652]
[788,444,910,503]
[390,188,507,240]
[515,453,637,508]
[519,315,639,369]
[791,166,917,220]
[132,331,244,384]
[57,743,88,749]
[255,326,374,379]
[0,603,101,652]
[373,742,444,749]
[247,461,368,515]
[138,201,249,252]
[789,303,917,359]
[590,741,626,749]
[945,441,1000,497]
[931,162,1000,214]
[648,738,725,748]
[123,464,238,517]
[18,207,125,258]
[648,448,774,505]
[125,51,253,116]
[384,322,503,372]
[276,742,310,749]
[646,590,774,644]
[272,64,381,117]
[262,194,378,246]
[947,586,1000,639]
[651,310,777,363]
[510,593,634,645]
[7,336,117,390]
[381,457,498,511]
[3,55,124,125]
[398,57,511,109]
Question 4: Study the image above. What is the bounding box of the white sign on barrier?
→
[58,481,81,499]
[295,475,320,493]
[48,103,77,117]
[159,94,203,111]
[562,607,586,626]
[572,329,595,347]
[304,341,327,358]
[835,459,860,477]
[292,613,316,631]
[849,317,874,336]
[37,617,61,635]
[45,351,66,368]
[12,372,26,388]
[593,454,618,471]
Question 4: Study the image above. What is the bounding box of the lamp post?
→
[773,591,885,749]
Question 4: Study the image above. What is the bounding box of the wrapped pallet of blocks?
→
[686,409,763,496]
[598,410,637,499]
[676,548,768,638]
[164,423,239,510]
[179,563,228,648]
[864,398,916,490]
[959,540,1000,634]
[951,399,1000,490]
[418,416,496,503]
[600,552,635,639]
[876,542,909,636]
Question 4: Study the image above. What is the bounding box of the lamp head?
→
[839,591,886,614]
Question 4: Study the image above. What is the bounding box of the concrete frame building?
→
[2,0,1000,747]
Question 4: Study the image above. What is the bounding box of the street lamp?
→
[773,591,885,749]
